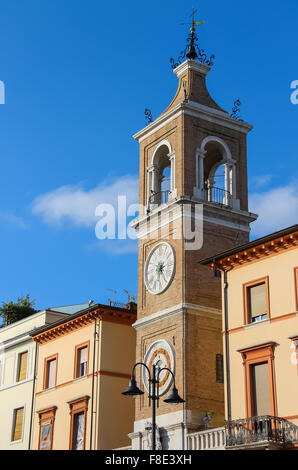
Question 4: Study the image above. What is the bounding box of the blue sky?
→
[0,0,297,311]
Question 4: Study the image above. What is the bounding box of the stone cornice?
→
[133,303,221,331]
[130,194,257,235]
[208,231,298,271]
[32,307,136,345]
[133,100,253,143]
[2,333,32,349]
[174,60,211,77]
[237,341,276,356]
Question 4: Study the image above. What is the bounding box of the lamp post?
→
[122,362,185,450]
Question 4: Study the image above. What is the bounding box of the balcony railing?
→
[205,186,231,206]
[187,427,225,450]
[149,190,171,208]
[225,416,298,449]
[114,446,132,450]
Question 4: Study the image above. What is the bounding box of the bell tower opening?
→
[147,142,175,209]
[197,137,238,209]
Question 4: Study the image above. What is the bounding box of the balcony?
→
[148,190,171,209]
[205,186,231,207]
[187,427,225,450]
[225,416,298,450]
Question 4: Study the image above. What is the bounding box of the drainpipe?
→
[93,320,101,449]
[28,341,38,450]
[90,318,97,450]
[223,270,232,421]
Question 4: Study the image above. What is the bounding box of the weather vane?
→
[170,8,215,69]
[182,7,205,33]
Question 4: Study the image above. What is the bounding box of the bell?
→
[186,43,198,60]
[163,386,185,404]
[122,377,144,397]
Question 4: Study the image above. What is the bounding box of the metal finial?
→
[170,9,215,70]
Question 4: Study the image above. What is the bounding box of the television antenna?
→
[107,289,117,306]
[123,289,136,304]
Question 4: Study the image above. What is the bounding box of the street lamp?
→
[122,362,185,450]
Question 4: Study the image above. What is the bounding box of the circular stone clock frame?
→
[142,339,176,396]
[144,242,176,295]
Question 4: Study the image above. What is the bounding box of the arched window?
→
[147,142,175,208]
[194,137,238,208]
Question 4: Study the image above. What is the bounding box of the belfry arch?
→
[147,140,176,207]
[194,136,238,209]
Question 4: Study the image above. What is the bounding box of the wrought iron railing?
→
[205,186,231,206]
[149,190,171,207]
[225,416,298,448]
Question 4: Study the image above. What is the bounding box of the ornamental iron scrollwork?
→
[170,29,215,70]
[230,99,243,122]
[144,108,153,125]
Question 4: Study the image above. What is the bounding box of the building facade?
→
[202,225,298,450]
[0,305,85,450]
[30,303,136,450]
[128,49,257,448]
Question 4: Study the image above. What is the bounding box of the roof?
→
[47,303,91,315]
[30,302,137,344]
[200,224,298,268]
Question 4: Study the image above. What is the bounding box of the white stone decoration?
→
[142,339,175,396]
[144,242,175,295]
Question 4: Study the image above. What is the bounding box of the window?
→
[74,342,89,378]
[78,348,87,377]
[43,354,58,390]
[216,354,224,383]
[37,406,57,450]
[17,351,28,382]
[68,396,89,450]
[248,284,267,322]
[72,412,85,450]
[294,267,298,311]
[243,277,270,325]
[290,336,298,374]
[239,342,277,418]
[12,407,24,442]
[251,363,271,416]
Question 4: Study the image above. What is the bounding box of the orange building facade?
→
[30,303,136,450]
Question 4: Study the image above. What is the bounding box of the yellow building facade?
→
[31,303,136,450]
[202,224,298,450]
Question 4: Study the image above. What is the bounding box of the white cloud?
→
[32,175,139,228]
[88,239,138,256]
[249,182,298,237]
[250,174,272,189]
[0,212,26,229]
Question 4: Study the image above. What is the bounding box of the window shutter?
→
[80,348,87,364]
[13,408,24,441]
[249,283,267,320]
[47,359,56,388]
[17,352,28,382]
[252,363,271,416]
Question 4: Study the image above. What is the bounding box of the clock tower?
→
[129,25,257,450]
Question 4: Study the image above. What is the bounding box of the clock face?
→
[144,242,175,295]
[143,340,175,396]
